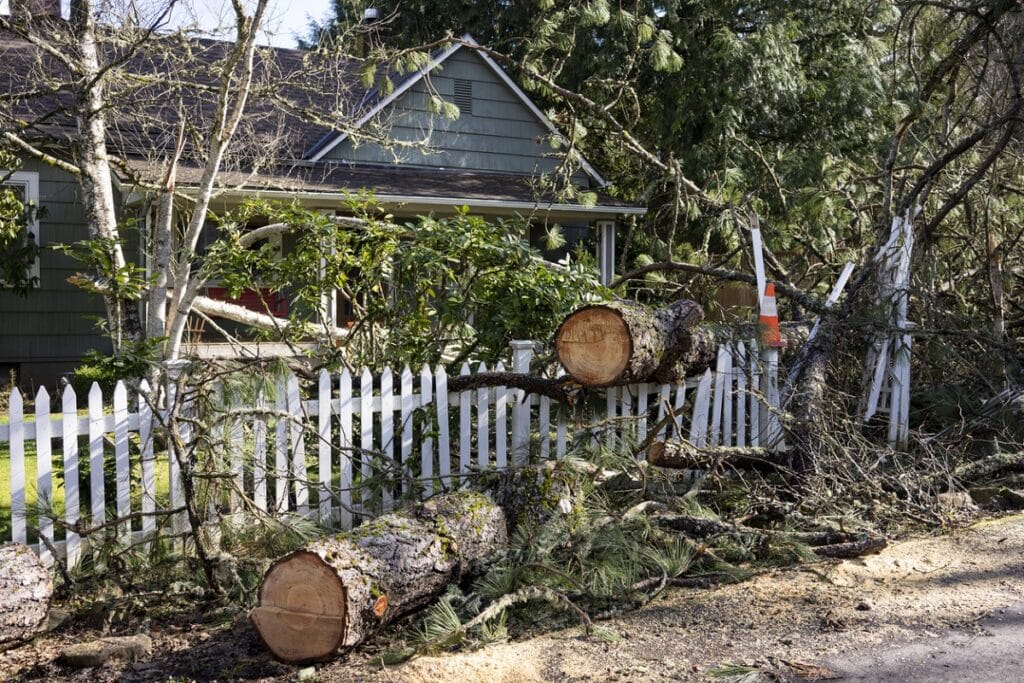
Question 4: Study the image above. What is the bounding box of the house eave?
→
[165,185,646,217]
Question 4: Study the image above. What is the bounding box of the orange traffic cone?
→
[760,283,785,348]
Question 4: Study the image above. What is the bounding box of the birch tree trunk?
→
[70,0,141,351]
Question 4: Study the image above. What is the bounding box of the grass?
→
[0,440,171,543]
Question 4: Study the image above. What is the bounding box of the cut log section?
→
[555,299,706,387]
[0,543,53,652]
[250,492,507,663]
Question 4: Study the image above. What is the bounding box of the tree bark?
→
[250,492,507,663]
[647,440,782,472]
[554,299,706,387]
[0,543,53,652]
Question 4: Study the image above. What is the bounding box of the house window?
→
[1,170,40,285]
[453,79,473,116]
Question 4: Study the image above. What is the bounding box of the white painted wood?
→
[86,385,104,535]
[338,369,353,529]
[137,381,156,540]
[751,215,767,308]
[749,341,761,447]
[288,373,309,516]
[494,361,508,469]
[787,261,856,391]
[674,383,686,440]
[620,385,632,445]
[34,388,53,566]
[476,363,490,470]
[722,347,734,447]
[637,382,649,442]
[735,343,747,448]
[360,368,374,514]
[9,388,26,544]
[163,373,184,533]
[606,385,618,448]
[210,383,226,519]
[229,392,244,513]
[275,375,289,514]
[318,369,332,524]
[113,382,130,543]
[420,365,434,498]
[380,368,394,511]
[598,220,616,285]
[459,363,472,483]
[864,338,891,421]
[888,336,913,447]
[763,348,782,448]
[709,347,728,447]
[400,366,414,499]
[510,341,534,466]
[61,384,81,567]
[253,387,268,513]
[657,384,671,440]
[689,370,713,447]
[539,394,551,461]
[435,365,452,488]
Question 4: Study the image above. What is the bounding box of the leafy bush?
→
[71,338,162,395]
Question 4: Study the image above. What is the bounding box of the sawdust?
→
[344,513,1024,682]
[4,514,1024,681]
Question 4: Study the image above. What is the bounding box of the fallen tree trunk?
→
[647,440,784,472]
[555,299,707,386]
[250,492,507,663]
[654,514,886,557]
[555,300,810,387]
[0,543,53,652]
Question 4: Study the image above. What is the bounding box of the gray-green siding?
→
[324,50,592,185]
[0,159,111,386]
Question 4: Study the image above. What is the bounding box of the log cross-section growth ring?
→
[555,299,706,386]
[250,492,507,663]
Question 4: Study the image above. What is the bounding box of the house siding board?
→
[0,159,111,382]
[325,50,590,184]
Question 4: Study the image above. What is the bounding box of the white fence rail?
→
[1,340,781,568]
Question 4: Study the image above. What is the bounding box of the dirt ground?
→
[4,513,1024,682]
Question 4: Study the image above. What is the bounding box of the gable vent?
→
[453,79,473,115]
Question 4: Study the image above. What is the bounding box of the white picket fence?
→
[1,340,781,569]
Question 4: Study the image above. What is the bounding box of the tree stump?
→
[554,299,706,386]
[0,543,53,652]
[250,492,507,663]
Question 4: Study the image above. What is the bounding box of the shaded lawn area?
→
[0,442,172,544]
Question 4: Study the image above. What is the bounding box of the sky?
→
[0,0,335,48]
[172,0,336,48]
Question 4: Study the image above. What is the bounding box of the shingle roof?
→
[1,26,642,213]
[120,158,642,212]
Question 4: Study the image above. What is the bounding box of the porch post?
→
[596,219,616,285]
[317,209,337,330]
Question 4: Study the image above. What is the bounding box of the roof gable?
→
[306,34,606,186]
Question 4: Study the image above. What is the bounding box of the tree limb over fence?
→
[611,261,829,314]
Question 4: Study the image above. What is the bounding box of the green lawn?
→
[0,442,171,543]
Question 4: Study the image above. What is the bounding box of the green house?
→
[1,25,643,386]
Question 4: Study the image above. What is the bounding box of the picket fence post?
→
[34,387,54,567]
[164,360,190,533]
[510,340,534,466]
[9,388,26,545]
